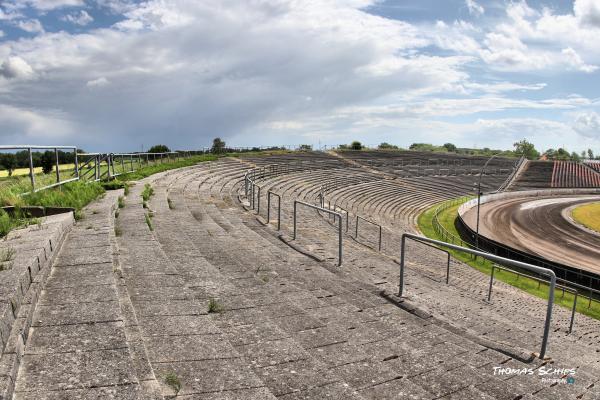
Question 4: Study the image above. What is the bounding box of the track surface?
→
[462,195,600,275]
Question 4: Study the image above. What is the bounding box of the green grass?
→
[572,202,600,233]
[115,155,219,182]
[144,213,153,231]
[0,150,283,238]
[207,298,223,314]
[417,198,600,321]
[164,372,182,396]
[141,184,154,202]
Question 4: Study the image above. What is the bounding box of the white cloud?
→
[478,1,600,72]
[573,112,600,138]
[0,0,477,149]
[86,76,109,87]
[11,0,84,11]
[0,0,598,152]
[561,47,598,73]
[62,10,93,26]
[574,0,600,28]
[16,18,44,33]
[0,56,35,79]
[0,105,74,139]
[465,0,484,17]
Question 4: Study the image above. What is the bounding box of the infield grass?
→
[572,202,600,233]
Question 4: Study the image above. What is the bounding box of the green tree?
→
[299,144,312,151]
[587,149,594,159]
[513,139,539,160]
[211,137,226,154]
[443,143,457,152]
[350,141,363,150]
[40,151,54,174]
[378,142,398,149]
[0,154,17,176]
[148,144,170,153]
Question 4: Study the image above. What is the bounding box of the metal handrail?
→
[399,233,556,359]
[267,191,281,230]
[355,215,383,252]
[404,235,451,284]
[488,264,578,334]
[497,156,525,192]
[293,200,343,266]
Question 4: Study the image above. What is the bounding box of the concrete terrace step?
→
[198,159,600,399]
[0,212,74,399]
[142,166,560,399]
[11,191,151,399]
[116,178,279,399]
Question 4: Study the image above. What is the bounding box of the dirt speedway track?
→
[461,195,600,276]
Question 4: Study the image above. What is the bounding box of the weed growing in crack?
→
[144,213,154,231]
[207,298,223,314]
[0,247,15,262]
[141,183,154,202]
[164,372,181,396]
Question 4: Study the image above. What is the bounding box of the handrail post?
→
[54,148,60,184]
[267,191,271,222]
[487,265,496,302]
[378,225,382,252]
[355,215,359,238]
[257,186,261,214]
[338,213,343,266]
[28,147,35,191]
[74,149,79,180]
[569,291,577,334]
[293,201,297,239]
[446,252,451,284]
[399,235,406,296]
[540,274,555,359]
[277,195,281,231]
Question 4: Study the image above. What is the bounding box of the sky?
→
[0,0,599,153]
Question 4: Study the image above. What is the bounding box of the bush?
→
[148,144,170,153]
[350,141,362,150]
[40,151,54,174]
[211,138,226,154]
[0,154,17,177]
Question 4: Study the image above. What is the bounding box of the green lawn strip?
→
[417,199,600,321]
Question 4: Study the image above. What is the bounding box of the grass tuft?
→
[164,372,182,396]
[141,183,154,203]
[144,213,153,231]
[0,247,15,262]
[114,226,122,237]
[118,196,125,209]
[207,298,223,314]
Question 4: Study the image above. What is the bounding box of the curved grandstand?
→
[2,149,600,399]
